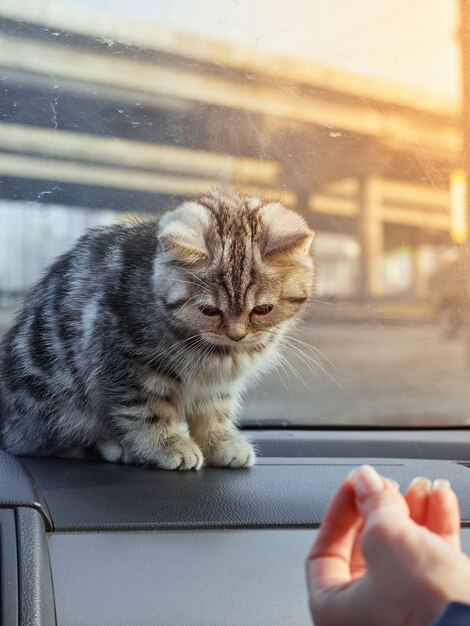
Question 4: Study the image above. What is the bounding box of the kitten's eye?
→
[199,305,222,317]
[252,304,274,316]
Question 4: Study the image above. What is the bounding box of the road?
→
[1,306,469,427]
[245,320,470,427]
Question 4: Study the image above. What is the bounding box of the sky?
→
[66,0,461,99]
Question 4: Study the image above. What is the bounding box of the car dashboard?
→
[2,428,470,625]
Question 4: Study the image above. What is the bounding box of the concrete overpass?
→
[0,0,462,297]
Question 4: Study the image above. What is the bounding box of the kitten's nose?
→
[226,323,247,342]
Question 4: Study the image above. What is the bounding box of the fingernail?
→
[409,477,432,491]
[389,479,400,491]
[432,479,451,492]
[349,465,383,497]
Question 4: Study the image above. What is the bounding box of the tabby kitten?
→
[0,191,314,470]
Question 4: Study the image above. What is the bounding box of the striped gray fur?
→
[0,191,315,470]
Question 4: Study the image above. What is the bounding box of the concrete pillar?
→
[358,175,383,299]
[412,245,429,298]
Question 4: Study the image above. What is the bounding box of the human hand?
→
[306,465,470,626]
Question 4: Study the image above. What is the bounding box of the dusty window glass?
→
[0,0,468,427]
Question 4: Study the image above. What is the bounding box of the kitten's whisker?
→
[182,269,212,292]
[276,352,314,392]
[311,298,347,306]
[170,278,210,290]
[146,334,202,366]
[185,341,213,386]
[282,340,328,375]
[177,343,204,375]
[151,339,205,383]
[276,348,308,384]
[180,339,213,386]
[283,340,348,395]
[279,343,319,380]
[273,353,297,387]
[168,278,212,296]
[283,334,338,371]
[272,328,339,374]
[174,294,201,318]
[177,336,207,374]
[270,356,294,395]
[147,339,194,365]
[308,345,338,371]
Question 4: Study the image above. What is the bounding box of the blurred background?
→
[1,0,470,426]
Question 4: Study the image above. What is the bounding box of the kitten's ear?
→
[261,203,314,261]
[158,201,210,265]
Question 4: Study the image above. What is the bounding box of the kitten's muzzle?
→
[226,324,248,342]
[227,333,246,342]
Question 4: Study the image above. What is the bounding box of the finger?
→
[349,465,411,569]
[350,522,367,580]
[308,473,398,582]
[307,478,361,590]
[308,479,359,562]
[349,465,409,522]
[384,477,400,492]
[349,479,393,581]
[404,477,431,526]
[425,480,461,550]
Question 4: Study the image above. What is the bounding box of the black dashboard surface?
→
[19,454,470,532]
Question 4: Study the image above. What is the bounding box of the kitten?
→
[0,191,314,470]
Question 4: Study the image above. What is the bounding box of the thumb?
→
[349,465,409,522]
[349,466,413,571]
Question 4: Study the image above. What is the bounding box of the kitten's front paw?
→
[159,438,204,471]
[205,437,255,469]
[97,440,131,464]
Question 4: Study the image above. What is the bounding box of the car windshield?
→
[1,0,469,428]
